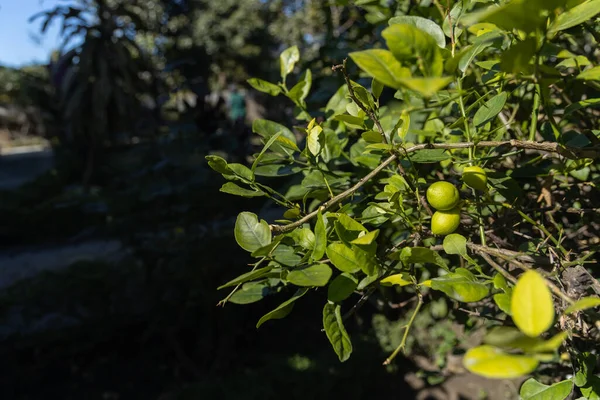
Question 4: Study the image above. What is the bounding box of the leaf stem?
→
[529,84,541,141]
[383,292,423,365]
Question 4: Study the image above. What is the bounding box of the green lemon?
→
[431,207,461,236]
[462,166,488,191]
[426,181,460,211]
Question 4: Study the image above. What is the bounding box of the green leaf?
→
[328,273,358,303]
[382,24,443,76]
[351,229,380,245]
[398,247,447,268]
[288,69,312,104]
[409,148,450,163]
[458,31,501,74]
[564,297,600,315]
[463,345,539,379]
[287,264,333,287]
[254,164,302,177]
[398,76,453,97]
[228,163,254,182]
[234,212,272,253]
[229,282,269,304]
[564,98,600,115]
[483,327,569,353]
[511,270,555,337]
[549,0,600,34]
[577,66,600,81]
[371,79,384,99]
[288,228,315,250]
[500,38,537,75]
[430,268,490,303]
[206,155,231,175]
[397,110,410,141]
[380,273,412,287]
[218,266,274,290]
[272,245,302,266]
[388,16,446,48]
[312,211,327,261]
[349,49,409,90]
[247,78,282,96]
[326,243,363,274]
[307,124,323,156]
[280,45,300,80]
[220,182,264,197]
[473,92,508,127]
[493,293,512,315]
[252,119,299,155]
[256,288,308,328]
[519,378,573,400]
[323,303,353,362]
[443,233,468,256]
[493,273,509,291]
[471,0,560,33]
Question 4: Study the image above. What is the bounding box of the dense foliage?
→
[211,0,600,397]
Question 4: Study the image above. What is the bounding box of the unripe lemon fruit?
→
[431,207,461,236]
[426,181,460,211]
[462,166,488,191]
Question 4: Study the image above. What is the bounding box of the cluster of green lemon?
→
[426,166,487,236]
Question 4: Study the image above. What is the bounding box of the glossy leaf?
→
[388,15,446,48]
[430,268,489,303]
[511,270,555,337]
[380,273,412,287]
[398,247,446,268]
[234,212,272,253]
[351,229,380,245]
[396,76,453,98]
[312,211,327,261]
[519,378,573,400]
[473,92,507,127]
[564,297,600,315]
[549,0,600,34]
[577,66,600,81]
[247,78,282,96]
[323,303,353,362]
[288,69,312,104]
[287,264,333,287]
[382,24,443,76]
[349,49,409,90]
[443,233,468,256]
[220,182,264,198]
[229,282,269,304]
[280,45,300,80]
[463,345,539,379]
[328,273,358,303]
[494,293,512,315]
[256,288,308,328]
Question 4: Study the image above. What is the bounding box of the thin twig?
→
[334,58,388,143]
[383,292,423,365]
[478,252,518,284]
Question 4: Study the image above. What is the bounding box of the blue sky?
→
[0,0,63,67]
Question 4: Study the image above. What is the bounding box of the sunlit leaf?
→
[511,270,555,337]
[234,212,272,252]
[519,377,573,400]
[287,264,333,287]
[463,345,539,379]
[564,297,600,315]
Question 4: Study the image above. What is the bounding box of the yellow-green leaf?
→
[564,296,600,315]
[381,273,412,287]
[463,345,539,379]
[511,270,555,337]
[396,76,453,98]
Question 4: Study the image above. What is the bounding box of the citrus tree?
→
[209,0,600,396]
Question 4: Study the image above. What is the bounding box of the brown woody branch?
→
[270,140,597,234]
